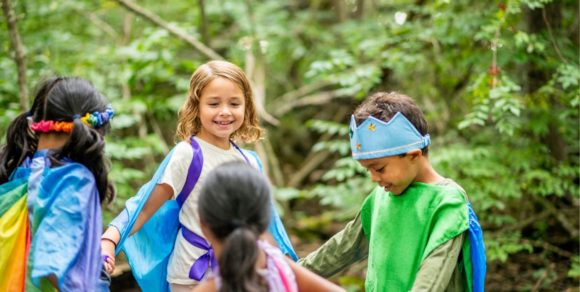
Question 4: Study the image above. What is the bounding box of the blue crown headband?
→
[349,112,430,160]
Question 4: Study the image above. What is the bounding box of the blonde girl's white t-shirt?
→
[161,137,250,285]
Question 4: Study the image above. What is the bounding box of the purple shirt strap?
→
[182,226,217,281]
[230,140,250,163]
[178,137,250,281]
[176,136,203,208]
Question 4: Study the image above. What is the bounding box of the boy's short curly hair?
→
[353,91,429,155]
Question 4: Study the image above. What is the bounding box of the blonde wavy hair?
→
[175,60,263,143]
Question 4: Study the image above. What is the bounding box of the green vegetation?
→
[1,0,578,290]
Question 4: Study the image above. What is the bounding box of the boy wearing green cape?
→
[300,92,486,291]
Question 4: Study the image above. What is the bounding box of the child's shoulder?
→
[435,178,468,200]
[49,162,96,185]
[171,140,195,157]
[239,148,262,171]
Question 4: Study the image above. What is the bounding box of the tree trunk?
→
[1,0,28,111]
[198,0,210,46]
[334,0,347,22]
[526,3,567,162]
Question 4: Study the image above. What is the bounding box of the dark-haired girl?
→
[0,77,114,291]
[193,162,344,292]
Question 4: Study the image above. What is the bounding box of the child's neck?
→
[196,133,231,150]
[414,158,445,184]
[37,133,69,150]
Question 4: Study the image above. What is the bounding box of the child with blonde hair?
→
[100,60,296,292]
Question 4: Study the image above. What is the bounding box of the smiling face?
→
[358,151,421,195]
[196,77,245,148]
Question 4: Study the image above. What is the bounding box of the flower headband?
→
[30,105,114,133]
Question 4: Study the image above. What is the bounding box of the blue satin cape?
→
[110,145,296,292]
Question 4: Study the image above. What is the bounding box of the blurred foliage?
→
[1,0,578,289]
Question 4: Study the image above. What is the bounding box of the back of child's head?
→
[0,77,115,203]
[198,161,271,292]
[176,60,262,144]
[353,91,429,155]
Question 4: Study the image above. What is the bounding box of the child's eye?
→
[231,103,240,107]
[208,103,219,107]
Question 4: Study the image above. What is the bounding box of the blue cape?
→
[110,145,297,292]
[467,203,486,292]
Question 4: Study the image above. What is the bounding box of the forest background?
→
[1,0,579,290]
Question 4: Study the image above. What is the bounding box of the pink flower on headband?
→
[30,120,54,133]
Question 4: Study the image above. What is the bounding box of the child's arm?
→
[192,278,217,292]
[287,257,346,292]
[411,233,465,291]
[298,211,368,277]
[101,183,173,273]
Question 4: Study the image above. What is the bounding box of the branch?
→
[1,0,28,111]
[542,7,568,64]
[114,0,223,60]
[147,112,170,154]
[531,263,552,292]
[496,209,551,234]
[71,4,119,40]
[534,195,579,238]
[271,80,332,108]
[287,150,331,188]
[273,89,350,117]
[523,239,575,258]
[256,102,280,126]
[256,139,285,186]
[286,107,350,188]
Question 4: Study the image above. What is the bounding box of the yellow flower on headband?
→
[81,113,91,126]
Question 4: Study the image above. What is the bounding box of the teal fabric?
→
[244,149,297,261]
[111,145,297,291]
[111,149,176,292]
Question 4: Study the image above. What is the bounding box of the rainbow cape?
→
[0,151,105,291]
[0,167,30,292]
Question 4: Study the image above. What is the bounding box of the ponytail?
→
[56,118,114,204]
[218,227,267,292]
[198,162,273,292]
[0,112,37,183]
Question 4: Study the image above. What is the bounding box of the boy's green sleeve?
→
[298,211,369,277]
[411,233,466,292]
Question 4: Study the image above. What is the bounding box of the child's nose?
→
[219,106,231,115]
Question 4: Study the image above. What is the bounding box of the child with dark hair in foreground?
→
[193,162,344,292]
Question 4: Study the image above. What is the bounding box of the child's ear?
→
[406,149,422,161]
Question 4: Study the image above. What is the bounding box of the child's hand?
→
[101,239,117,274]
[102,255,116,275]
